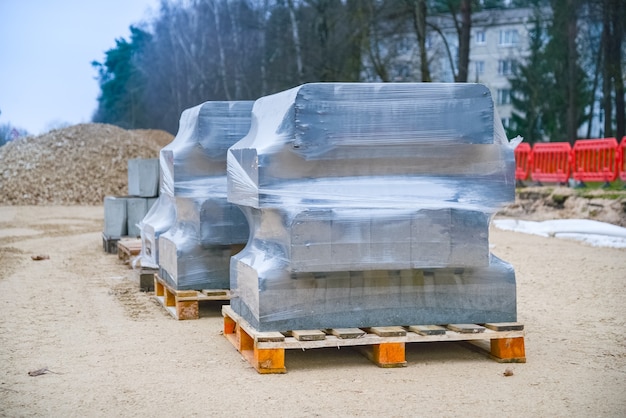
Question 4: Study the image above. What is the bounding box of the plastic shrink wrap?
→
[227,82,517,331]
[138,101,253,290]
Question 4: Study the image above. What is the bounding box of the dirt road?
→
[1,206,625,417]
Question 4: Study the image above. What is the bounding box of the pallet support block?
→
[254,345,286,374]
[153,275,200,320]
[367,342,407,368]
[155,276,165,298]
[223,315,286,374]
[138,269,156,292]
[164,285,176,308]
[224,314,237,335]
[490,337,526,363]
[176,294,200,320]
[102,233,120,254]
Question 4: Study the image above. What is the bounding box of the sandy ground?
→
[0,206,625,417]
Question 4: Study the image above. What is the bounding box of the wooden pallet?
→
[117,239,142,265]
[153,274,231,320]
[222,305,525,374]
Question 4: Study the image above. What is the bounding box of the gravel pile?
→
[0,123,173,205]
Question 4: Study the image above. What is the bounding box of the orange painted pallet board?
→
[153,274,231,320]
[222,305,525,374]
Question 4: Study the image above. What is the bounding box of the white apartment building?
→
[428,7,537,131]
[362,7,538,132]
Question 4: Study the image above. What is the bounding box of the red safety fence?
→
[572,138,619,182]
[514,142,532,180]
[617,136,626,181]
[530,142,572,183]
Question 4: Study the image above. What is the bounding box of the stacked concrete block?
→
[138,101,253,289]
[228,82,518,332]
[127,197,149,237]
[103,159,161,253]
[103,195,158,239]
[138,197,175,266]
[103,196,128,238]
[128,158,160,197]
[125,159,160,237]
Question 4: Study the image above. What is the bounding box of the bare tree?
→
[605,0,625,140]
[226,0,244,98]
[407,0,431,81]
[442,0,472,82]
[566,0,579,143]
[287,0,305,83]
[210,1,232,100]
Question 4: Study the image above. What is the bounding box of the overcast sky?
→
[0,0,160,135]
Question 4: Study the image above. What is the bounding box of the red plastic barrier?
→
[617,136,626,181]
[530,142,572,183]
[514,142,532,180]
[572,138,619,182]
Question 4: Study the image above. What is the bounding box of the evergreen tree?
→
[92,26,152,129]
[509,1,591,144]
[508,8,548,144]
[542,0,590,143]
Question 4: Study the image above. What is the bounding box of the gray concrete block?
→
[147,197,158,210]
[138,195,176,268]
[290,211,331,272]
[128,158,159,197]
[158,233,231,290]
[104,196,127,238]
[230,255,517,332]
[127,197,148,237]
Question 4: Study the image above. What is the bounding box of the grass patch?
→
[575,191,626,200]
[551,194,569,205]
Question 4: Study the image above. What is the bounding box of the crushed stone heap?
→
[0,124,173,205]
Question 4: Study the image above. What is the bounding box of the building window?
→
[499,29,519,46]
[475,30,486,44]
[497,89,511,105]
[475,61,485,75]
[498,59,517,76]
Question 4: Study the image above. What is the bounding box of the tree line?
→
[91,0,625,144]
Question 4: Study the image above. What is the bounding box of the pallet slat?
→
[327,328,366,339]
[367,326,407,337]
[291,330,327,341]
[408,325,447,336]
[447,324,486,334]
[484,322,524,331]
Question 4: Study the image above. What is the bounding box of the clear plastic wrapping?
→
[231,255,517,331]
[227,83,518,331]
[138,101,253,289]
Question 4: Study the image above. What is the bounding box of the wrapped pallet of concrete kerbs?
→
[227,82,518,332]
[138,101,253,290]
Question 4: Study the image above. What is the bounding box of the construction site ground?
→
[0,205,624,417]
